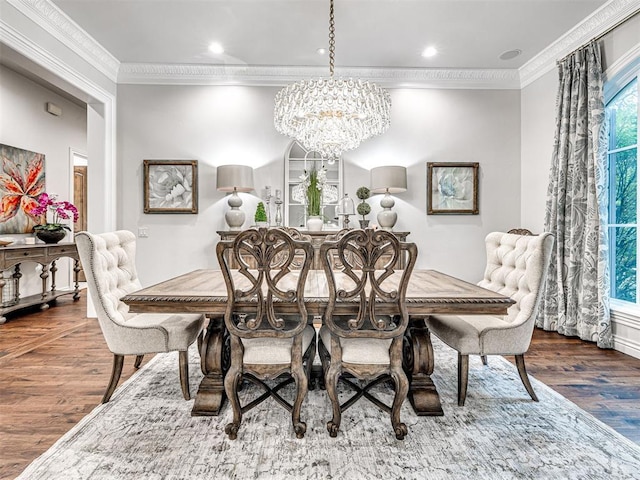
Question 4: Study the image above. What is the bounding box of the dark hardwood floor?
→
[1,294,640,479]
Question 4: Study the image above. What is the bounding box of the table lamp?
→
[216,165,254,230]
[370,166,407,231]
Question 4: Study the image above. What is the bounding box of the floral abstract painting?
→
[143,160,198,214]
[427,162,479,215]
[0,144,45,233]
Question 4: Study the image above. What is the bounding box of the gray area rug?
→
[18,337,640,480]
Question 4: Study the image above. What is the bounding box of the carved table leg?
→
[403,317,444,416]
[39,264,50,307]
[73,259,81,300]
[191,316,229,416]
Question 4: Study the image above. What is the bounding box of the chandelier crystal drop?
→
[273,0,391,162]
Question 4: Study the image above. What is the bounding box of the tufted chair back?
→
[478,231,554,328]
[76,230,143,350]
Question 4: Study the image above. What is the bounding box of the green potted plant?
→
[254,201,268,227]
[356,186,371,228]
[304,165,326,231]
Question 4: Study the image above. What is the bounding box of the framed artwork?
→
[143,160,198,214]
[0,144,45,234]
[427,162,479,215]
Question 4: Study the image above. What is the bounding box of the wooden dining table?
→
[122,268,514,417]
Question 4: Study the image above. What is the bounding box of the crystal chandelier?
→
[274,0,391,163]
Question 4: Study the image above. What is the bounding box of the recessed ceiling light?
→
[421,46,438,58]
[208,42,224,55]
[499,49,522,60]
[317,48,326,55]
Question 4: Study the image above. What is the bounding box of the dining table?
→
[121,268,514,417]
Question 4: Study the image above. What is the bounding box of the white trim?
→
[611,331,640,358]
[519,0,640,88]
[118,63,521,89]
[7,0,120,82]
[611,305,640,359]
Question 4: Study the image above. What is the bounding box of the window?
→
[606,74,638,304]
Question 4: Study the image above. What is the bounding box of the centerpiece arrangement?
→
[30,193,79,244]
[302,165,326,231]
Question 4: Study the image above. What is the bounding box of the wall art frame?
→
[143,160,198,214]
[0,144,45,234]
[427,162,479,215]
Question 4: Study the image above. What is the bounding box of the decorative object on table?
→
[337,194,355,229]
[254,202,268,227]
[0,144,45,234]
[29,193,78,244]
[216,165,254,230]
[426,162,479,215]
[143,160,198,214]
[370,166,407,231]
[356,186,371,228]
[298,163,327,232]
[0,237,15,247]
[273,0,391,164]
[263,186,272,226]
[274,189,283,227]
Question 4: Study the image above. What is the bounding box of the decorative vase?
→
[359,220,370,229]
[306,216,323,232]
[35,229,67,244]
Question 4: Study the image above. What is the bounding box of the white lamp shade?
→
[370,166,407,194]
[216,165,254,192]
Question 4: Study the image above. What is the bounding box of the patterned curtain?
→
[537,41,612,348]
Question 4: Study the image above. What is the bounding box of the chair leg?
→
[458,353,469,406]
[291,358,309,439]
[390,363,409,440]
[134,355,144,369]
[325,362,342,438]
[224,338,244,440]
[480,355,488,366]
[178,350,190,400]
[515,354,538,402]
[102,354,124,403]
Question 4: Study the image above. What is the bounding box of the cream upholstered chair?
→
[427,231,554,406]
[75,230,205,403]
[216,228,316,440]
[319,229,417,440]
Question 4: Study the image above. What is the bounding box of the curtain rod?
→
[557,8,640,64]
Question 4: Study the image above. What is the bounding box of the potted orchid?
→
[30,193,79,244]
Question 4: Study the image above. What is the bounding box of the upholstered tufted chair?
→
[76,230,205,403]
[427,231,554,406]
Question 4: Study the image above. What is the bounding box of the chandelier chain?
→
[329,0,335,77]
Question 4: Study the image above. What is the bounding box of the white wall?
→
[0,64,87,295]
[117,84,521,284]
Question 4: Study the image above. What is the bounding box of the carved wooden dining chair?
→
[75,230,205,403]
[426,230,554,406]
[319,229,417,440]
[216,228,316,439]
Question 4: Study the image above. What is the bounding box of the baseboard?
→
[611,308,640,360]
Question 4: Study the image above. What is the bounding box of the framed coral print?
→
[427,162,479,215]
[143,160,198,214]
[0,144,45,233]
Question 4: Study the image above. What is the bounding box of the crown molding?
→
[118,63,521,89]
[7,0,120,82]
[519,0,640,88]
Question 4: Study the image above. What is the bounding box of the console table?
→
[0,242,81,324]
[217,229,410,270]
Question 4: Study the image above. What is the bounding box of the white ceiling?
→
[51,0,608,71]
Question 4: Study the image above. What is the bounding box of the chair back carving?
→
[216,228,314,339]
[320,229,417,339]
